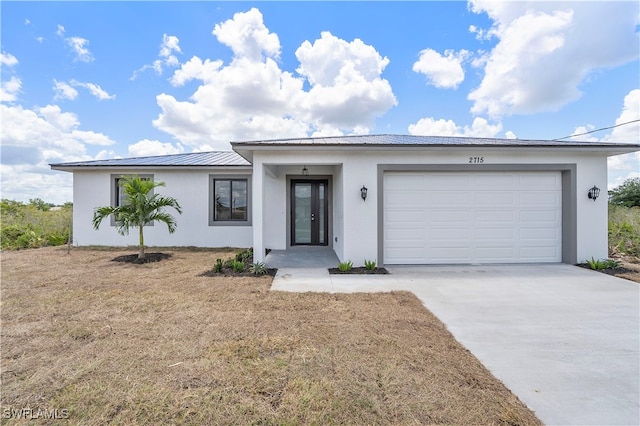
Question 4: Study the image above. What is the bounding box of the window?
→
[110,174,153,226]
[209,175,251,226]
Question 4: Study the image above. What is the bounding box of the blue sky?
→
[1,1,639,204]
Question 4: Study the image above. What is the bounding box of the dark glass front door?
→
[292,180,328,246]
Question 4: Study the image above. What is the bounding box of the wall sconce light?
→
[302,165,309,176]
[361,185,368,201]
[588,185,600,201]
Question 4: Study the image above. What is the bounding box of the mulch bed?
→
[199,267,278,278]
[112,253,172,264]
[328,267,389,275]
[576,263,637,278]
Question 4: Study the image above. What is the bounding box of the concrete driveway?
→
[271,264,640,425]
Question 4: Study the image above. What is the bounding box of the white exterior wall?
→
[70,147,611,265]
[576,155,609,262]
[251,148,611,264]
[72,169,252,248]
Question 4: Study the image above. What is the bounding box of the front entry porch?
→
[264,246,339,268]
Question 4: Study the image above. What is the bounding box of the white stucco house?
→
[50,135,640,265]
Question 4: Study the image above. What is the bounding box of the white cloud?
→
[1,52,21,102]
[467,1,640,117]
[131,34,182,79]
[408,116,502,138]
[1,76,22,102]
[53,80,78,101]
[0,104,117,203]
[128,139,184,157]
[153,9,396,150]
[71,80,115,100]
[603,89,640,144]
[295,31,397,131]
[412,48,469,89]
[1,51,18,66]
[53,79,115,101]
[212,8,280,61]
[566,89,640,188]
[66,36,94,62]
[56,25,94,62]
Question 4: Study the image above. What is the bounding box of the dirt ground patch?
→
[1,247,541,425]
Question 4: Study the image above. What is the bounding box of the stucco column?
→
[252,161,265,262]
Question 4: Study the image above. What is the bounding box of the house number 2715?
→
[468,156,484,164]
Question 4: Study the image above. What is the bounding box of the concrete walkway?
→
[271,264,640,426]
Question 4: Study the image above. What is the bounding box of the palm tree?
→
[92,176,182,259]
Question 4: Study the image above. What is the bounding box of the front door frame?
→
[286,175,332,249]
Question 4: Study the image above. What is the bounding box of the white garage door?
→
[383,171,562,264]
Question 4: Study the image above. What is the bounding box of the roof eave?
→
[50,164,253,171]
[230,143,640,156]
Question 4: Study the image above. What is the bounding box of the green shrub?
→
[214,258,224,273]
[364,259,376,270]
[249,262,267,275]
[232,260,245,273]
[337,260,353,272]
[586,257,621,270]
[235,247,253,263]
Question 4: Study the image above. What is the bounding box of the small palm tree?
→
[92,176,182,259]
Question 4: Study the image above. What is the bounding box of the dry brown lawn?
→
[1,247,541,425]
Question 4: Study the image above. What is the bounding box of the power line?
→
[552,119,640,141]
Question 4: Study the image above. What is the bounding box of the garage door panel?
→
[520,228,559,239]
[429,174,469,187]
[475,192,516,205]
[520,246,560,261]
[475,228,514,239]
[384,171,562,264]
[475,210,514,222]
[475,174,515,187]
[430,228,471,240]
[385,174,424,190]
[385,210,427,222]
[385,228,425,240]
[431,210,470,222]
[475,247,515,261]
[519,173,560,187]
[519,192,561,205]
[431,247,472,262]
[385,190,426,204]
[430,191,472,205]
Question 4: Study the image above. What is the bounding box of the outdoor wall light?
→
[302,165,309,176]
[361,185,368,201]
[588,185,600,201]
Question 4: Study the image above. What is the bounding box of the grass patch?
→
[1,247,541,425]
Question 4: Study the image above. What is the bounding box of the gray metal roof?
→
[50,135,640,170]
[50,151,251,169]
[231,134,640,148]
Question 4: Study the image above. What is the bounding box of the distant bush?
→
[1,199,72,250]
[609,204,640,258]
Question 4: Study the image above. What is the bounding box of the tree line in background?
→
[1,178,639,258]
